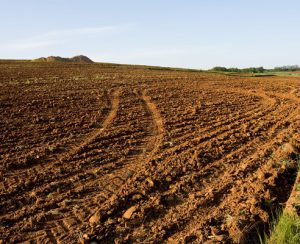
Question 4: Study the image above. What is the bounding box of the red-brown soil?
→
[0,62,300,243]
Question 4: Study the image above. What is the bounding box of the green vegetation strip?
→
[263,156,300,244]
[265,211,300,244]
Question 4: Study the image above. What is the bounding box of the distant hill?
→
[32,55,94,63]
[69,55,93,63]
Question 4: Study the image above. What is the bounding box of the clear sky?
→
[1,0,300,69]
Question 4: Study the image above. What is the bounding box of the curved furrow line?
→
[161,102,268,153]
[167,128,300,243]
[269,91,300,103]
[156,88,278,149]
[154,97,281,166]
[164,102,261,146]
[153,105,300,241]
[156,96,296,204]
[135,107,300,243]
[163,102,255,134]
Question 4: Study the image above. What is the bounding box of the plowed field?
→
[1,62,300,243]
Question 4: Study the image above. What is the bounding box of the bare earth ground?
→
[0,62,300,243]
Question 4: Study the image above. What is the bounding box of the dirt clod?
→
[123,206,137,219]
[89,211,102,225]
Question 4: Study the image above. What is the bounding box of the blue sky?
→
[1,0,300,69]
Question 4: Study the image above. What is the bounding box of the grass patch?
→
[263,211,300,244]
[261,154,300,243]
[252,72,300,77]
[209,70,300,78]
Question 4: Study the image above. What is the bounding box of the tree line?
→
[211,65,300,73]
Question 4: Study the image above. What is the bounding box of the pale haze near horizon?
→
[1,0,300,69]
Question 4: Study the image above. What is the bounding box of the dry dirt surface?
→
[1,62,300,243]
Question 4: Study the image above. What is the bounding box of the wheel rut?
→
[1,89,120,196]
[57,88,121,161]
[6,88,164,243]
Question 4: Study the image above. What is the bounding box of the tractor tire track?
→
[5,89,164,243]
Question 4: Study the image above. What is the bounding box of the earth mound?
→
[32,55,93,63]
[69,55,94,63]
